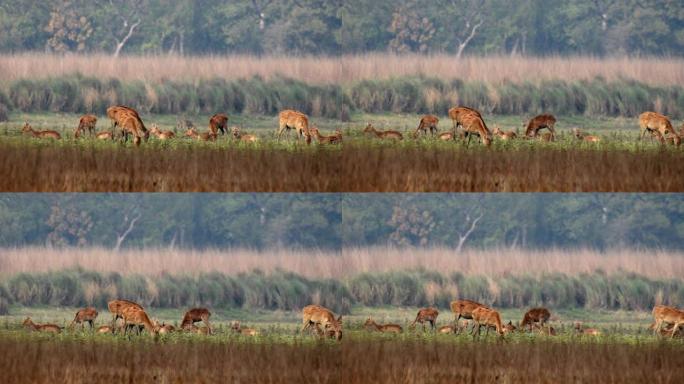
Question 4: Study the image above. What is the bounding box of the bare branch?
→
[113,19,141,57]
[114,211,141,252]
[455,211,483,253]
[455,18,483,59]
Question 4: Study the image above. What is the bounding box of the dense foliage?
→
[1,1,683,56]
[0,194,682,250]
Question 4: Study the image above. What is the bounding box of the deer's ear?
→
[337,315,342,322]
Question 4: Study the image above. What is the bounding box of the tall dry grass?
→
[1,53,683,85]
[1,247,682,279]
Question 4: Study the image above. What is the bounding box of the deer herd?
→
[19,299,684,343]
[16,105,684,147]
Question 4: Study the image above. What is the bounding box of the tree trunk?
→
[113,19,141,58]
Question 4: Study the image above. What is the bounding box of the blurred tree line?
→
[0,0,682,56]
[0,194,682,250]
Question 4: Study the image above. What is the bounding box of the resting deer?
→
[185,127,217,142]
[648,322,682,338]
[97,325,115,334]
[278,109,311,144]
[471,307,505,338]
[652,304,684,338]
[301,304,343,341]
[183,324,210,335]
[231,320,259,336]
[574,321,600,336]
[520,307,551,332]
[639,112,681,146]
[154,321,176,334]
[363,123,403,140]
[209,113,229,135]
[181,308,212,334]
[231,126,259,143]
[573,128,601,142]
[96,131,113,140]
[450,299,489,334]
[363,317,403,333]
[21,122,61,140]
[75,114,97,138]
[437,131,460,141]
[23,317,61,334]
[69,307,98,330]
[409,307,439,331]
[524,114,557,139]
[310,127,342,145]
[150,124,175,140]
[493,125,517,141]
[413,115,439,137]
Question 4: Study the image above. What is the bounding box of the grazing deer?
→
[181,308,212,334]
[209,113,229,136]
[520,307,551,332]
[69,307,98,330]
[460,112,492,146]
[573,128,601,142]
[150,124,175,140]
[231,126,259,143]
[120,306,158,336]
[639,112,681,146]
[448,106,482,132]
[96,131,113,140]
[153,321,176,334]
[450,300,489,333]
[574,322,601,336]
[409,307,439,331]
[185,127,217,142]
[503,321,517,334]
[648,322,682,338]
[278,109,311,144]
[524,114,557,139]
[21,122,61,140]
[230,321,259,336]
[108,299,143,332]
[493,125,517,141]
[652,304,684,338]
[22,317,61,334]
[471,307,505,338]
[301,304,343,341]
[363,317,403,334]
[413,115,440,137]
[363,123,403,140]
[75,114,97,138]
[310,127,342,145]
[106,106,149,145]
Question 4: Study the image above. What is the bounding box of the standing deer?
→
[301,304,343,341]
[524,114,557,139]
[108,299,143,333]
[652,304,684,338]
[573,128,601,142]
[409,307,439,331]
[448,106,482,133]
[120,306,158,336]
[69,307,98,330]
[363,123,403,140]
[209,113,229,135]
[21,122,61,140]
[181,308,212,334]
[460,112,492,146]
[520,307,551,332]
[23,317,61,334]
[450,299,489,333]
[471,307,505,338]
[106,105,149,145]
[277,109,311,144]
[413,115,440,137]
[75,114,97,138]
[639,112,681,146]
[310,127,342,145]
[363,318,403,333]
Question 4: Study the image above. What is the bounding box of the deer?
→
[22,317,61,334]
[230,321,259,336]
[573,128,601,142]
[310,127,342,145]
[471,307,505,338]
[409,307,439,331]
[652,304,684,338]
[69,307,98,330]
[450,299,489,334]
[108,299,143,333]
[153,321,176,334]
[120,306,158,336]
[176,117,195,132]
[96,131,113,140]
[363,317,403,334]
[150,124,175,140]
[21,122,61,140]
[278,109,311,144]
[574,321,601,336]
[413,115,440,137]
[648,322,682,338]
[75,114,97,138]
[460,112,492,146]
[185,127,217,142]
[301,304,343,341]
[492,125,517,141]
[363,123,403,140]
[231,126,259,143]
[438,320,469,334]
[520,307,551,332]
[524,114,557,139]
[209,113,229,136]
[639,112,681,146]
[96,325,115,334]
[448,106,482,132]
[106,106,149,145]
[437,131,461,141]
[181,308,212,334]
[538,132,554,142]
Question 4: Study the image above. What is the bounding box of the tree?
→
[46,201,93,247]
[388,4,436,54]
[45,1,93,53]
[99,0,148,57]
[387,204,436,246]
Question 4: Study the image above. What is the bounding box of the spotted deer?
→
[209,113,229,135]
[363,123,403,140]
[639,112,681,146]
[413,115,440,137]
[409,307,439,331]
[471,307,505,338]
[69,307,98,330]
[75,114,97,138]
[524,114,557,139]
[520,307,551,332]
[301,304,343,341]
[181,308,212,334]
[23,317,61,334]
[310,127,342,145]
[21,122,61,140]
[278,109,311,144]
[185,127,217,142]
[363,317,403,333]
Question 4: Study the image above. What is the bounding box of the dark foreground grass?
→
[0,334,682,383]
[1,140,683,192]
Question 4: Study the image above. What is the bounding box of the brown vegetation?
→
[278,109,311,144]
[75,114,97,138]
[524,114,557,139]
[22,317,61,334]
[652,305,684,338]
[363,318,403,334]
[181,308,212,334]
[409,307,439,331]
[363,123,403,140]
[69,307,98,330]
[520,308,551,331]
[21,122,61,140]
[301,304,343,341]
